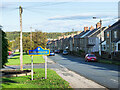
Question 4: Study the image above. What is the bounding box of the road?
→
[48,53,120,89]
[3,55,106,88]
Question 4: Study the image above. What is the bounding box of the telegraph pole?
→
[30,27,32,49]
[93,17,102,56]
[72,29,74,50]
[19,6,23,70]
[99,19,102,56]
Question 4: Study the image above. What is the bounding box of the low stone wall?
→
[2,69,31,78]
[93,51,120,61]
[111,52,120,61]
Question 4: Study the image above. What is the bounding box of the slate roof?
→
[74,30,90,39]
[86,27,106,37]
[74,31,84,38]
[112,38,120,43]
[68,36,72,40]
[105,20,120,32]
[80,30,91,38]
[85,29,98,37]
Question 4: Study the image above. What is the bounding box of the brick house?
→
[79,22,107,54]
[79,27,91,52]
[104,20,120,58]
[86,27,107,54]
[74,30,88,51]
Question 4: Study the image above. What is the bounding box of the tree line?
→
[6,31,78,41]
[7,31,47,53]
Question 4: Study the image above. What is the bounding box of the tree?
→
[32,31,47,48]
[8,40,12,51]
[1,29,8,67]
[22,36,34,53]
[14,37,20,50]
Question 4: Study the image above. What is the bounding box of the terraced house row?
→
[47,20,120,60]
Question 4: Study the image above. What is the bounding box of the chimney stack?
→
[63,35,67,39]
[71,33,74,37]
[58,36,62,40]
[108,25,111,27]
[84,27,88,32]
[77,31,82,34]
[96,22,101,29]
[90,26,94,31]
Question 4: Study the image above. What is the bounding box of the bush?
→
[2,30,8,67]
[111,52,120,61]
[78,50,85,57]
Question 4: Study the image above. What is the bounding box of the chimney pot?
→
[96,22,101,29]
[77,31,82,34]
[71,34,74,37]
[90,26,94,31]
[108,25,111,27]
[84,27,88,32]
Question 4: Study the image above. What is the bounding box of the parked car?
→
[63,50,68,55]
[49,51,55,56]
[8,51,13,55]
[55,50,60,53]
[85,54,97,62]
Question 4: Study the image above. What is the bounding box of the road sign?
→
[28,46,50,80]
[29,46,50,56]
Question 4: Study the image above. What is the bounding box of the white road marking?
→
[61,58,68,59]
[110,79,118,83]
[109,71,118,73]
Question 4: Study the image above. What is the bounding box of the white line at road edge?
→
[110,79,118,83]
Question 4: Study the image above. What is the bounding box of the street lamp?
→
[93,17,102,56]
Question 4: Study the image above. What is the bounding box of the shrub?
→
[1,30,8,67]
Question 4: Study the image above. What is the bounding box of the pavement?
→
[2,55,107,89]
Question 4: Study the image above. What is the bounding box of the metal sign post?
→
[31,55,33,80]
[45,55,47,79]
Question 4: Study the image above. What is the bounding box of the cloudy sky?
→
[0,0,119,32]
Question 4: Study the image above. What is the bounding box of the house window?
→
[91,39,92,44]
[102,45,106,50]
[107,32,109,38]
[118,43,120,50]
[114,31,117,38]
[107,45,109,50]
[104,45,106,50]
[115,46,116,51]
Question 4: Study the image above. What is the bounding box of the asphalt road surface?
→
[48,53,120,89]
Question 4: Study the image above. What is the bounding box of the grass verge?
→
[98,59,120,65]
[6,52,45,65]
[2,68,71,88]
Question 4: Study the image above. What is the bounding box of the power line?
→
[24,2,68,9]
[102,17,118,21]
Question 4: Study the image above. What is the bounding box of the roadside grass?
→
[6,52,45,65]
[98,59,120,65]
[13,52,20,55]
[2,68,71,88]
[72,53,120,65]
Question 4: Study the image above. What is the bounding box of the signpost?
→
[45,55,47,79]
[31,56,33,80]
[29,46,50,80]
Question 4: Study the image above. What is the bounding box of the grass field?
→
[2,68,71,88]
[6,52,45,65]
